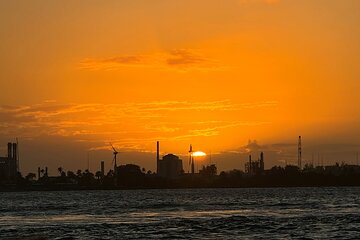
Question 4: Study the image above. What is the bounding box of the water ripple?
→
[0,187,359,239]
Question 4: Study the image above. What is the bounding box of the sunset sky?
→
[1,0,359,175]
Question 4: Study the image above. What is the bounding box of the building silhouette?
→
[245,152,264,175]
[0,142,19,181]
[199,164,217,177]
[156,141,182,179]
[156,141,183,179]
[157,154,184,179]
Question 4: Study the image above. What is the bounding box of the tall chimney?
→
[101,161,105,176]
[13,143,17,161]
[157,141,160,162]
[191,156,195,175]
[156,141,160,173]
[298,136,302,170]
[11,143,18,176]
[249,155,252,173]
[38,167,41,180]
[189,144,194,175]
[7,142,12,159]
[45,167,48,177]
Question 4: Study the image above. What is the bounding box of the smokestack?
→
[249,155,252,173]
[298,136,302,169]
[157,141,160,162]
[38,167,41,180]
[101,161,105,176]
[13,143,17,162]
[7,142,12,159]
[191,156,195,175]
[191,145,195,175]
[45,167,48,177]
[156,141,160,173]
[189,144,194,174]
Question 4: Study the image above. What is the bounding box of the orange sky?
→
[0,0,359,175]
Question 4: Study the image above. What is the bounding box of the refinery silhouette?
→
[1,137,359,191]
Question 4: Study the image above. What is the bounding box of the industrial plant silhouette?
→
[1,138,360,191]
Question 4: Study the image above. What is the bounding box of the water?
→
[0,187,359,239]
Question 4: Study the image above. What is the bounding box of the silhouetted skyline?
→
[1,139,360,190]
[0,2,359,239]
[0,0,359,178]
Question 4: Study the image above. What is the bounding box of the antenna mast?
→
[87,151,90,171]
[16,138,19,172]
[298,136,302,169]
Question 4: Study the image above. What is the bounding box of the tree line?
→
[1,162,359,190]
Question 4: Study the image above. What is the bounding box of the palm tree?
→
[67,171,76,179]
[76,169,82,178]
[25,173,36,181]
[58,167,63,176]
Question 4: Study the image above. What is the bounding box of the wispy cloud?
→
[0,100,278,151]
[239,0,280,4]
[188,121,270,137]
[79,49,221,72]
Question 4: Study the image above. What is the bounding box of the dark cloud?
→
[165,49,217,70]
[79,49,221,71]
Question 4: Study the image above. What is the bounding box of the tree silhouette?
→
[25,173,36,181]
[76,169,82,178]
[58,167,63,176]
[67,171,76,178]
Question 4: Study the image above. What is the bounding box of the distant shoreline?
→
[2,163,360,192]
[1,182,359,192]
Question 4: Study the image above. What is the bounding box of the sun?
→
[192,151,206,157]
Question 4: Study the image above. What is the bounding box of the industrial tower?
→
[298,136,302,169]
[189,144,194,174]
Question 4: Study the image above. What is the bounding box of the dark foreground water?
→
[0,187,359,239]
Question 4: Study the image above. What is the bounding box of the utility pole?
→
[87,151,90,171]
[16,138,20,173]
[298,136,302,169]
[312,153,314,167]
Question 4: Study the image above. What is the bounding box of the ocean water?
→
[0,187,359,239]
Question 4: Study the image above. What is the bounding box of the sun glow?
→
[192,151,206,157]
[0,0,359,173]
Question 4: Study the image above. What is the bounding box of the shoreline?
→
[1,183,360,192]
